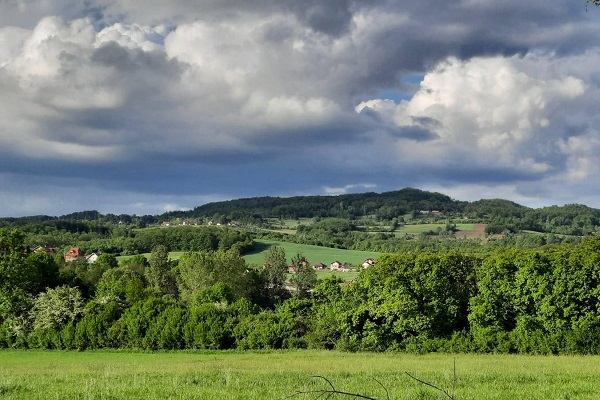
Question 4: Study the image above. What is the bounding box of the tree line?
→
[0,220,254,258]
[2,226,600,354]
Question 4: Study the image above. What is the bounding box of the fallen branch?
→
[285,375,388,399]
[404,358,456,400]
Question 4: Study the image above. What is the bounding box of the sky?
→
[1,0,600,217]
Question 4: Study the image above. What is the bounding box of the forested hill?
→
[2,187,600,237]
[182,188,466,219]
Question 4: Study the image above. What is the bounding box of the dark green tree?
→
[261,246,289,305]
[120,254,149,275]
[145,245,176,295]
[177,249,250,303]
[96,267,148,306]
[0,229,49,326]
[289,252,317,298]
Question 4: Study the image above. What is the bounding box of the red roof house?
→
[64,247,83,262]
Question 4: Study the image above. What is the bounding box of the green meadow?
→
[394,223,475,235]
[0,350,599,399]
[241,239,380,267]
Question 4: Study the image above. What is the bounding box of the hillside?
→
[2,187,600,246]
[172,187,464,220]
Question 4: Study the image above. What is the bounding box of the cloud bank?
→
[1,1,600,216]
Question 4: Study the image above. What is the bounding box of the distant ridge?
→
[2,188,600,238]
[182,187,464,219]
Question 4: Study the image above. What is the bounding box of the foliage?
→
[145,245,176,295]
[107,296,176,349]
[183,301,238,349]
[334,252,478,351]
[0,230,32,296]
[177,249,250,303]
[96,266,148,306]
[257,246,290,306]
[6,217,600,354]
[29,286,85,331]
[73,297,125,349]
[233,309,304,349]
[289,252,317,298]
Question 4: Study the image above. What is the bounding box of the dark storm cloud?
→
[389,126,439,142]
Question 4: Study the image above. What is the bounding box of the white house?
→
[85,253,100,264]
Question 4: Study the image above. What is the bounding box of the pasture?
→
[393,223,478,236]
[242,239,380,268]
[0,350,599,399]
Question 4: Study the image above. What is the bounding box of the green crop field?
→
[0,350,599,399]
[242,239,380,267]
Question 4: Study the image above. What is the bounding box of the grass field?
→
[242,239,380,267]
[394,223,476,236]
[0,350,599,399]
[117,252,186,264]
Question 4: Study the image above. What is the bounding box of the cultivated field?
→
[0,350,599,399]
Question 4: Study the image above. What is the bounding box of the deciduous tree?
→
[29,285,85,331]
[145,245,176,295]
[177,249,249,303]
[289,252,317,298]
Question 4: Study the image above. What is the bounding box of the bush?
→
[74,297,124,349]
[108,296,175,348]
[563,317,600,354]
[183,303,234,350]
[143,304,189,350]
[234,311,300,350]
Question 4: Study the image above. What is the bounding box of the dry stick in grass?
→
[285,375,390,400]
[288,359,456,400]
[404,358,456,400]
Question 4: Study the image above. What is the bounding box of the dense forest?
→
[180,188,463,220]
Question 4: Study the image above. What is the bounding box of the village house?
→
[329,261,342,270]
[362,258,376,269]
[85,252,100,264]
[32,245,57,257]
[312,262,327,270]
[64,247,83,262]
[329,261,351,271]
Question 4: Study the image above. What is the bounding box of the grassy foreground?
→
[0,350,599,399]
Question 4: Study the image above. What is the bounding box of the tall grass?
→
[0,350,599,399]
